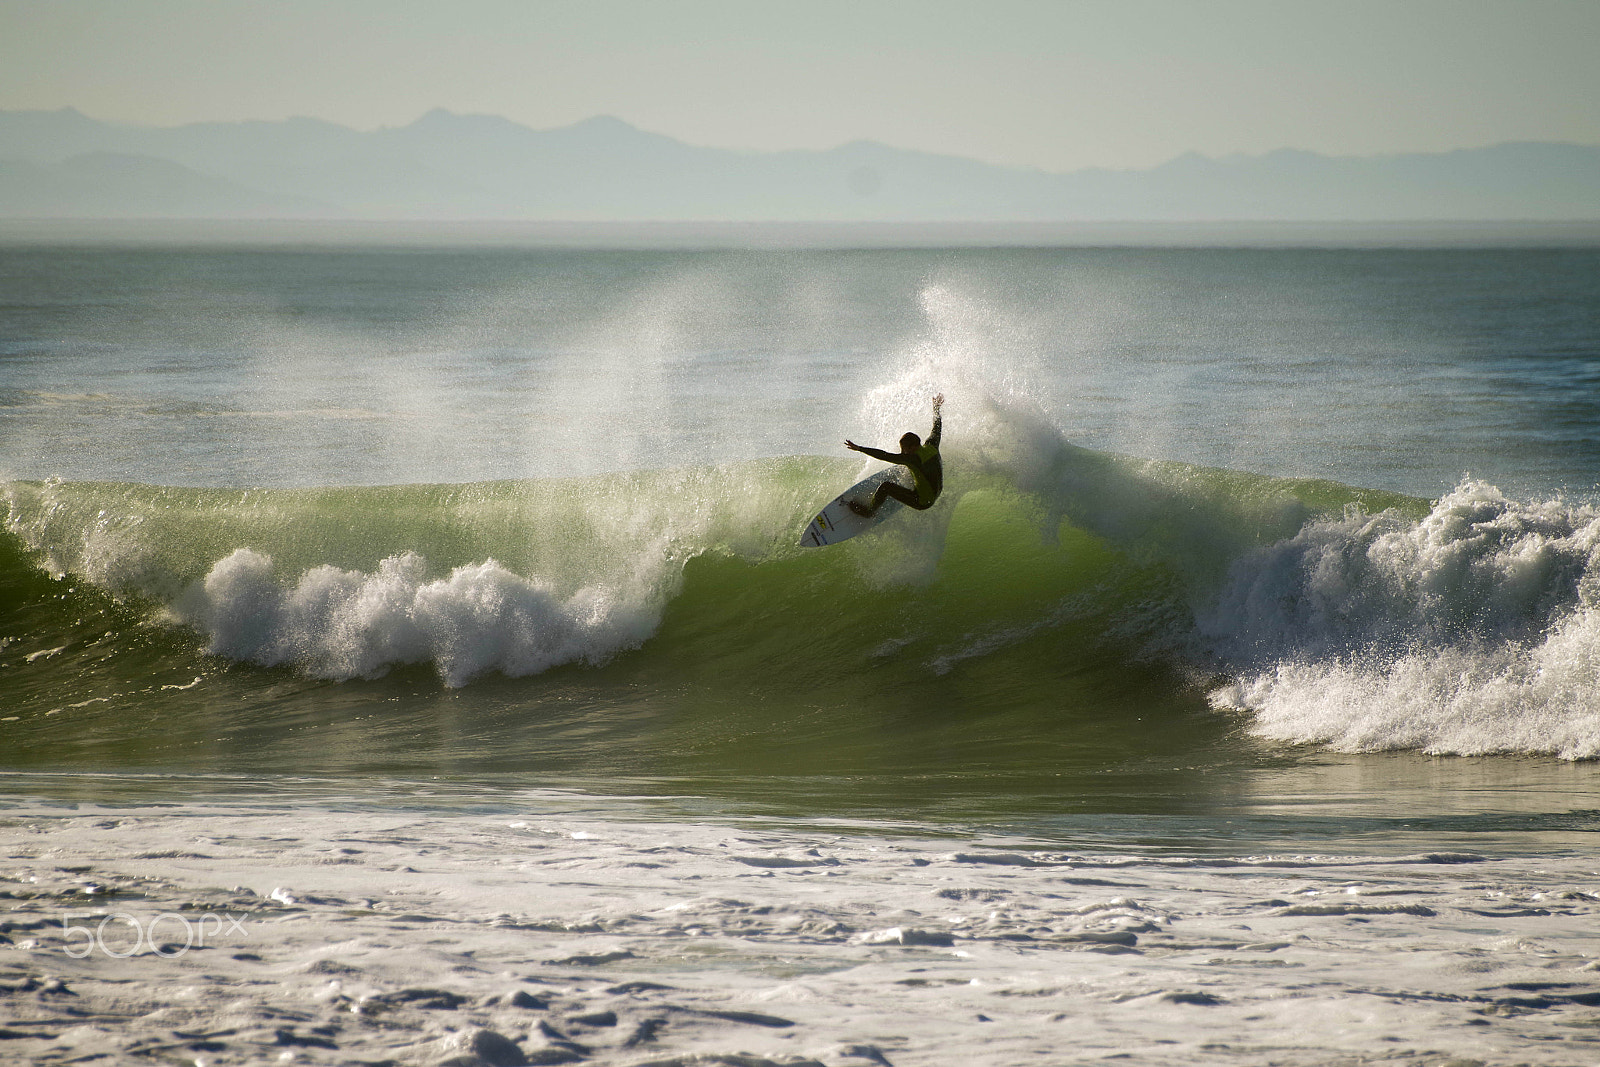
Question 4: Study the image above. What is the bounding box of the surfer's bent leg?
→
[850,481,928,517]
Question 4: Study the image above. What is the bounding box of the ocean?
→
[3,235,1600,1065]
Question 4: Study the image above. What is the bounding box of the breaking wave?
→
[5,410,1598,760]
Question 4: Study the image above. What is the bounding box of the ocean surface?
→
[3,237,1599,845]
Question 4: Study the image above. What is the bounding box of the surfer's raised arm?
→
[844,439,900,464]
[927,393,944,449]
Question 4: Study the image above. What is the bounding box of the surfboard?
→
[799,468,907,548]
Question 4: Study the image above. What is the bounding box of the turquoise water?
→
[3,241,1599,832]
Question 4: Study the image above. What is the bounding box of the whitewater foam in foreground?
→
[4,794,1600,1067]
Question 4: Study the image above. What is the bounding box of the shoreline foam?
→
[4,799,1599,1065]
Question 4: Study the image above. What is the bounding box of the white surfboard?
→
[799,468,908,548]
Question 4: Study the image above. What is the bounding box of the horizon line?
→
[5,218,1600,251]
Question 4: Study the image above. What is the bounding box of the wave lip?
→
[1207,480,1600,759]
[175,548,656,687]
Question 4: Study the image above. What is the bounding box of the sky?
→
[1,0,1597,173]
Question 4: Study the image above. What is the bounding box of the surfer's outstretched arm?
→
[845,440,900,464]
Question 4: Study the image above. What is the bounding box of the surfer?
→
[844,394,944,517]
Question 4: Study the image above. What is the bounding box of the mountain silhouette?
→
[2,108,1596,221]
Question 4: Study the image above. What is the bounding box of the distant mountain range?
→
[2,107,1597,222]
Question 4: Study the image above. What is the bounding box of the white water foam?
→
[1206,480,1600,758]
[173,549,659,687]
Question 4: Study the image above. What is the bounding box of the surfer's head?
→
[900,432,921,452]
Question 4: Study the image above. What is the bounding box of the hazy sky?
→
[2,0,1597,172]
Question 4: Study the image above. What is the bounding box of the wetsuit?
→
[851,410,943,514]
